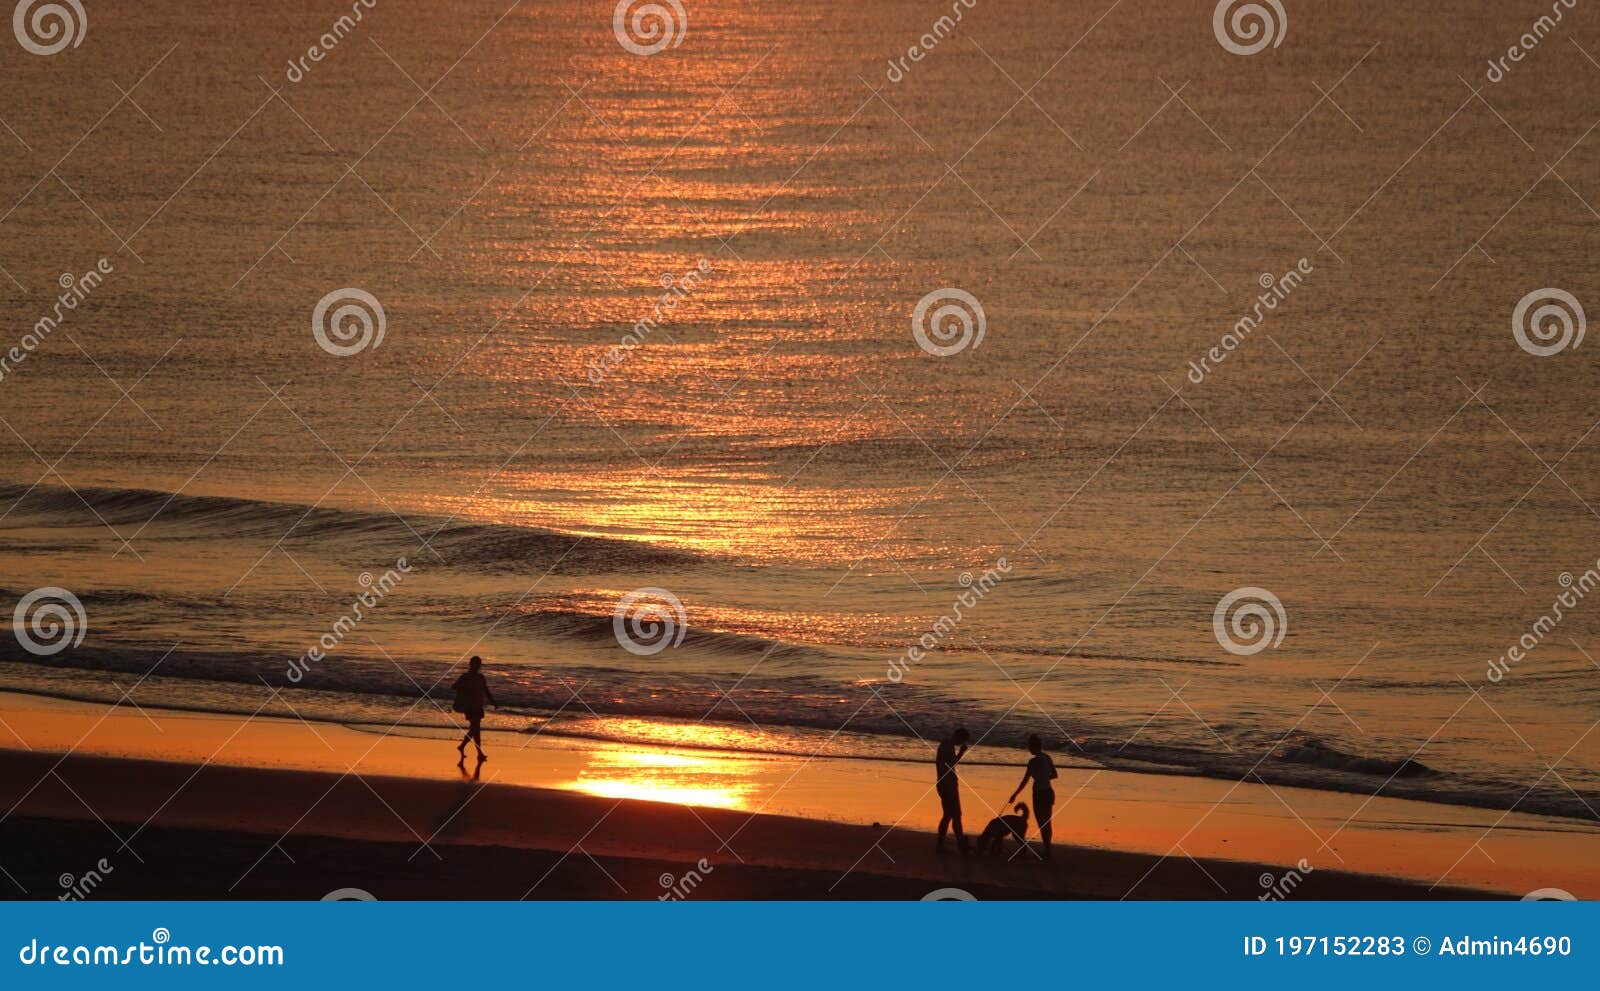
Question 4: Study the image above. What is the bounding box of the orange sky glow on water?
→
[3,0,1600,899]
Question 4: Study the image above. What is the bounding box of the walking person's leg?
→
[936,786,957,853]
[1036,796,1053,860]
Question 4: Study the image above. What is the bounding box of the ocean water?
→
[2,0,1599,820]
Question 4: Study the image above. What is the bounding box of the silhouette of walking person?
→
[1008,734,1058,861]
[452,655,497,763]
[934,727,971,856]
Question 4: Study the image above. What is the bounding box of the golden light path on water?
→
[527,471,905,560]
[3,0,1599,843]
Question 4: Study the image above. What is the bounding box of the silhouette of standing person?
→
[934,727,971,856]
[1008,734,1058,861]
[452,655,497,763]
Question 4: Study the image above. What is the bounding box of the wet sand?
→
[1,692,1590,899]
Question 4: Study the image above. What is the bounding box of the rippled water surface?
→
[3,0,1599,818]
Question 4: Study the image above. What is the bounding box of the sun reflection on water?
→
[564,745,759,810]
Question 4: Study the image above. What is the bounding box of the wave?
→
[0,483,1249,671]
[4,648,1594,823]
[0,482,704,574]
[492,603,818,661]
[1269,736,1438,779]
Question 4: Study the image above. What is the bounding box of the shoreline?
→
[1,692,1593,899]
[5,662,1594,824]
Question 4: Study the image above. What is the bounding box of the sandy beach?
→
[4,691,1589,900]
[0,749,1486,901]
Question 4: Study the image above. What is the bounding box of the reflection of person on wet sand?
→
[934,727,971,856]
[452,655,497,763]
